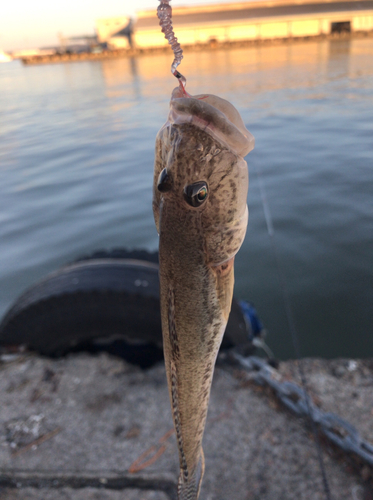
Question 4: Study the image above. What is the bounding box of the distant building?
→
[57,35,99,54]
[96,17,132,49]
[132,0,373,48]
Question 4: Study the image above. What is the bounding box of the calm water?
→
[0,39,372,359]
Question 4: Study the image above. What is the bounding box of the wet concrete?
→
[0,352,372,499]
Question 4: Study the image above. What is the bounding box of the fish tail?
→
[177,451,205,500]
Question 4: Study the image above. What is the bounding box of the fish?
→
[153,86,254,499]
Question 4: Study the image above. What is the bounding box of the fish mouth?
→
[168,87,255,158]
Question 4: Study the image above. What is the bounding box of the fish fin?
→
[170,360,188,479]
[177,451,205,500]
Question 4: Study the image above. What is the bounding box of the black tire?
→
[0,249,250,358]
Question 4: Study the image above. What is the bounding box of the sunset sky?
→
[1,0,238,52]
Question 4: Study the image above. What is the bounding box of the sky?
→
[0,0,235,52]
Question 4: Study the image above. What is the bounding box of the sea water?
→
[0,38,372,359]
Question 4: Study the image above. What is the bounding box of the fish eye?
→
[183,181,209,207]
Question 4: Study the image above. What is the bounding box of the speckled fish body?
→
[153,87,254,499]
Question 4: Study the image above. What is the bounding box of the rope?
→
[253,162,333,500]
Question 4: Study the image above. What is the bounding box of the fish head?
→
[153,87,254,268]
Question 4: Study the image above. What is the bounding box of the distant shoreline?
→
[21,29,373,66]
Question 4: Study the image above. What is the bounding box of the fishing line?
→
[253,162,333,500]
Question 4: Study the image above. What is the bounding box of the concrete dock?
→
[0,352,372,499]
